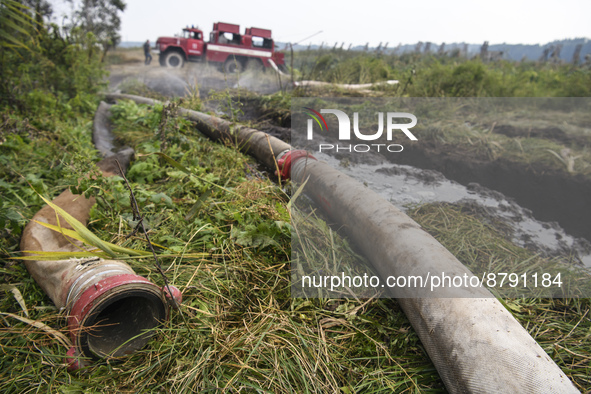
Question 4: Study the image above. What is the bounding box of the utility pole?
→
[550,44,563,63]
[480,41,489,61]
[539,46,551,62]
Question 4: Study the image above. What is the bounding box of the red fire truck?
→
[155,22,285,73]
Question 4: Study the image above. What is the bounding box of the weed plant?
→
[292,49,591,97]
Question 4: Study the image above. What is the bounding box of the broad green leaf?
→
[15,251,109,260]
[141,152,242,198]
[32,219,151,257]
[150,192,173,208]
[37,194,117,258]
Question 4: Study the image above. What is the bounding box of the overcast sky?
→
[56,0,591,46]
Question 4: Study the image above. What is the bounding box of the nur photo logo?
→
[303,108,418,153]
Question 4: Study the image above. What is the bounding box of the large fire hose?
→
[104,93,579,393]
[20,107,181,370]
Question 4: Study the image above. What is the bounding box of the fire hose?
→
[20,105,181,370]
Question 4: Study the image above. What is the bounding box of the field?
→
[1,36,591,392]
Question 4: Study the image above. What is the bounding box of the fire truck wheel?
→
[224,58,243,74]
[164,52,184,68]
[245,58,263,72]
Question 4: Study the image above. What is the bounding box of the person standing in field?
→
[144,40,152,65]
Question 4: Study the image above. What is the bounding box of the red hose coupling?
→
[66,347,79,371]
[65,274,179,370]
[276,150,316,180]
[161,284,183,309]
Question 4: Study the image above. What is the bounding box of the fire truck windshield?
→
[182,30,202,40]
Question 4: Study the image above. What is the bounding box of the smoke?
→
[109,61,286,98]
[232,69,287,94]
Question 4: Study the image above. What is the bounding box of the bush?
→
[0,10,107,116]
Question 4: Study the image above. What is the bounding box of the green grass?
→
[291,50,591,97]
[1,94,589,392]
[0,99,443,393]
[2,7,590,392]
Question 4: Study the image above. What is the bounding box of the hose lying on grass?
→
[20,109,181,371]
[104,93,580,393]
[293,79,399,90]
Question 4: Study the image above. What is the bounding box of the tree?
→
[68,0,126,58]
[0,0,109,113]
[19,0,52,23]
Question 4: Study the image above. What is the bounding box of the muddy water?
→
[314,151,591,268]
